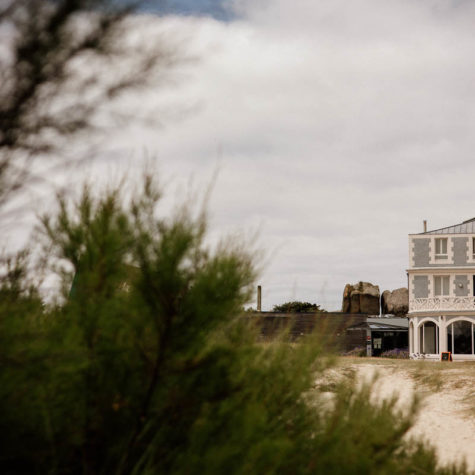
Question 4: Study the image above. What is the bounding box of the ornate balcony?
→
[409,297,475,313]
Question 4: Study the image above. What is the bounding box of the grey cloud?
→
[19,1,475,310]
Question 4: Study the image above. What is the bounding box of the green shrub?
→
[0,178,468,474]
[272,301,326,313]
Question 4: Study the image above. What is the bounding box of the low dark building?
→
[346,317,408,356]
[248,312,408,356]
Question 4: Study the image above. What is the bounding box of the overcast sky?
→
[19,0,475,310]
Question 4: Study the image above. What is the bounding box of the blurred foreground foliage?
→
[0,178,468,474]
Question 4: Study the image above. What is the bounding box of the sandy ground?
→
[350,361,475,472]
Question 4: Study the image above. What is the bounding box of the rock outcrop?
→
[381,288,408,316]
[341,282,380,314]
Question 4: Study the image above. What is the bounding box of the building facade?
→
[408,219,475,360]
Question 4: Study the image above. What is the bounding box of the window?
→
[434,275,450,296]
[419,321,438,354]
[472,237,475,260]
[435,238,448,259]
[447,321,474,355]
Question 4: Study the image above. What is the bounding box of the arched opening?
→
[419,321,438,354]
[447,320,475,355]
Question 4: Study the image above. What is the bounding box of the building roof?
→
[348,317,408,332]
[418,217,475,235]
[367,317,408,328]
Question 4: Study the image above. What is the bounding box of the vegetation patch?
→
[380,348,409,359]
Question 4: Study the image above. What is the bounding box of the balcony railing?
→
[410,297,475,313]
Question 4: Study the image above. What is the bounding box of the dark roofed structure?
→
[247,312,408,357]
[247,312,368,351]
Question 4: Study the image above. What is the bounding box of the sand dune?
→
[354,361,475,471]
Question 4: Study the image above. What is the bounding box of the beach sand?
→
[353,361,475,471]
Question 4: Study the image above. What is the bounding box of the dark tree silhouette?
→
[272,301,326,313]
[0,0,178,207]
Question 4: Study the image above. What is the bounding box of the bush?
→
[272,301,326,313]
[0,179,467,474]
[380,348,410,359]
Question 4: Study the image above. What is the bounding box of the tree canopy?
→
[0,0,176,207]
[272,301,326,313]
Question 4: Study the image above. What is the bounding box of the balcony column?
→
[414,318,420,353]
[439,316,447,353]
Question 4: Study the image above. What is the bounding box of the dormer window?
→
[435,238,448,260]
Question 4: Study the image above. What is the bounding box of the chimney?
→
[423,220,427,233]
[257,285,262,312]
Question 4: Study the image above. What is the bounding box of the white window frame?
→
[433,275,451,297]
[435,238,448,259]
[468,236,475,264]
[429,236,453,264]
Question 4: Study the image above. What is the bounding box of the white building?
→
[408,219,475,360]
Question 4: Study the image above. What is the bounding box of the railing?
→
[410,297,475,312]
